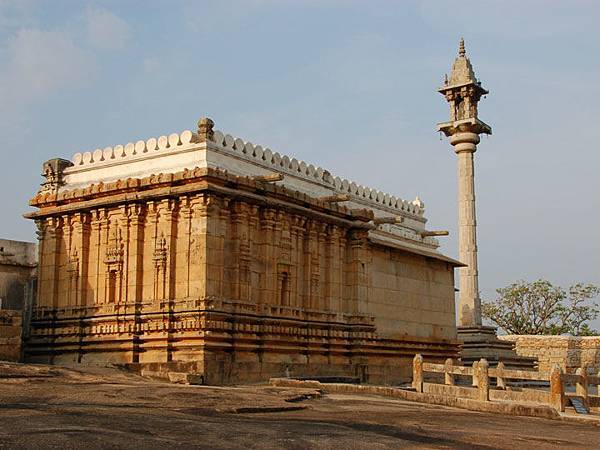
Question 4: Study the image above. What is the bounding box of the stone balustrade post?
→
[549,364,565,412]
[412,354,423,393]
[477,358,489,401]
[575,364,589,406]
[472,360,479,387]
[444,358,455,386]
[496,361,506,390]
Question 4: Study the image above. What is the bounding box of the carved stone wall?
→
[26,167,459,384]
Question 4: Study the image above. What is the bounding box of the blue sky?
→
[1,0,599,306]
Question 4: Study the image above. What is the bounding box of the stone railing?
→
[411,354,600,413]
[561,366,600,410]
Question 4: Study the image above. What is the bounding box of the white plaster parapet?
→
[71,130,196,167]
[64,127,425,219]
[208,129,425,218]
[56,120,442,249]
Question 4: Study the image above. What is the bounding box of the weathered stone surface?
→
[270,378,561,420]
[25,120,462,385]
[500,335,600,375]
[0,310,22,361]
[2,363,600,448]
[0,239,37,312]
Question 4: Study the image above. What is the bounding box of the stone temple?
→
[25,115,463,384]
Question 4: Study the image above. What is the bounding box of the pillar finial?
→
[459,38,466,57]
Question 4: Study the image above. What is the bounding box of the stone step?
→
[139,369,204,385]
[167,372,204,385]
[569,396,589,414]
[294,376,360,384]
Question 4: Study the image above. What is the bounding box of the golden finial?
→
[459,38,466,57]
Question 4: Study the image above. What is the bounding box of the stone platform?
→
[1,362,599,449]
[458,326,537,370]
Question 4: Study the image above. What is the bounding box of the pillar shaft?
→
[452,132,481,327]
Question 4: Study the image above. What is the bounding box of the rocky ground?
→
[0,362,598,449]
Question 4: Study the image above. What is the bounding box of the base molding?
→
[25,303,460,385]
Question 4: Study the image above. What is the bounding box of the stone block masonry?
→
[0,239,37,311]
[0,310,22,361]
[499,335,600,375]
[25,117,462,385]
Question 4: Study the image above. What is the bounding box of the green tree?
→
[481,280,600,336]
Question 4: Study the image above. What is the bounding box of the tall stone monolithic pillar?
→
[454,133,481,326]
[437,39,491,328]
[436,40,535,368]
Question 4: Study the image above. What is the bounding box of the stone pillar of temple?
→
[438,38,490,329]
[437,39,535,368]
[453,132,481,326]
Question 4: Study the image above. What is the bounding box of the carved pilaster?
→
[260,207,277,305]
[155,198,177,302]
[153,232,168,302]
[231,201,250,302]
[36,218,58,308]
[124,203,144,307]
[104,225,124,304]
[92,208,110,304]
[188,194,208,299]
[338,229,348,311]
[214,197,230,300]
[66,248,79,307]
[323,224,337,312]
[306,220,320,310]
[277,216,292,307]
[58,214,73,308]
[290,215,306,308]
[178,196,193,300]
[46,216,62,308]
[71,212,90,307]
[347,229,369,314]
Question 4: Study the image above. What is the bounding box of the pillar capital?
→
[450,131,480,154]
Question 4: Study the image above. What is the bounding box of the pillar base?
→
[458,326,536,370]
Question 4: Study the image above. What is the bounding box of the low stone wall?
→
[269,378,560,420]
[499,335,600,375]
[0,310,22,361]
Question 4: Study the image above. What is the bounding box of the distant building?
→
[0,239,37,310]
[0,239,37,361]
